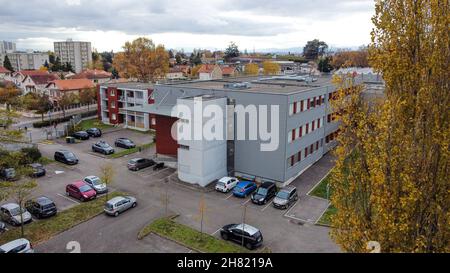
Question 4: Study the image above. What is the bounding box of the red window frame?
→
[293,102,297,114]
[305,147,308,157]
[305,123,309,134]
[297,151,301,162]
[299,126,302,138]
[312,120,315,131]
[291,129,296,141]
[300,100,304,112]
[307,99,310,109]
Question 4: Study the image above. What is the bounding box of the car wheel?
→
[245,243,253,250]
[264,199,267,204]
[80,197,85,202]
[136,167,139,171]
[114,211,119,217]
[221,233,229,240]
[132,202,137,208]
[65,191,70,196]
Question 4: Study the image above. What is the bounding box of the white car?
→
[0,238,34,253]
[0,203,32,226]
[83,176,108,194]
[215,177,239,193]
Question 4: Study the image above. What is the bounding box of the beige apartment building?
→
[54,39,92,73]
[0,51,49,71]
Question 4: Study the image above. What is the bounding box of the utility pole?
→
[241,204,247,247]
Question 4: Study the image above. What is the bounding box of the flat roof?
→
[101,82,154,90]
[161,74,333,95]
[126,104,176,117]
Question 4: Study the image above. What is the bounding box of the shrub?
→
[21,147,42,163]
[32,110,98,128]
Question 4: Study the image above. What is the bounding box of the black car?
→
[86,128,102,137]
[0,221,6,233]
[25,196,57,219]
[220,223,263,250]
[251,182,277,205]
[72,131,90,140]
[28,163,46,178]
[54,150,78,165]
[92,141,115,155]
[0,168,17,181]
[127,158,155,171]
[115,138,136,149]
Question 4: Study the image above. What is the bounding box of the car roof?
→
[85,175,99,180]
[130,158,143,161]
[260,182,276,188]
[88,128,99,130]
[219,177,235,182]
[72,180,87,187]
[234,224,260,236]
[0,238,30,251]
[237,181,253,186]
[280,185,297,192]
[1,203,19,210]
[57,149,72,154]
[107,196,126,204]
[35,196,53,205]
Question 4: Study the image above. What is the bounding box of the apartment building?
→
[0,51,49,71]
[0,41,16,53]
[54,40,92,73]
[97,82,156,131]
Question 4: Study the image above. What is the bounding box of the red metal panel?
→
[107,87,119,124]
[155,115,178,157]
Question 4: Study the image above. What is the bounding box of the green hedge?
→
[32,110,98,128]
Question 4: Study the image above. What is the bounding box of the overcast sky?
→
[0,0,375,52]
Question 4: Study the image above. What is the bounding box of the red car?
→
[66,181,97,202]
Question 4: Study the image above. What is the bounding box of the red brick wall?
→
[155,115,178,157]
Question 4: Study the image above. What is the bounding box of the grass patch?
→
[0,191,124,245]
[317,205,337,226]
[37,157,54,165]
[78,118,114,131]
[109,142,154,159]
[309,172,333,199]
[138,217,249,253]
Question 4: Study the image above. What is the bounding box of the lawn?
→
[317,205,337,226]
[309,171,333,199]
[0,191,124,245]
[109,142,154,159]
[78,118,113,131]
[37,156,54,165]
[138,217,249,253]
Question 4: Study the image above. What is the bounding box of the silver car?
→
[273,186,298,209]
[104,196,137,217]
[0,238,34,253]
[83,176,108,194]
[0,203,32,226]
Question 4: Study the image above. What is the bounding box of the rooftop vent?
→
[223,82,252,90]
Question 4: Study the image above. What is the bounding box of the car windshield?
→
[98,142,109,148]
[10,207,25,216]
[256,188,268,195]
[276,191,290,199]
[105,203,113,210]
[42,203,55,210]
[79,185,92,193]
[122,139,132,143]
[90,177,102,185]
[64,152,76,159]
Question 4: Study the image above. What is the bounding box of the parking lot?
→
[12,131,340,253]
[56,129,154,157]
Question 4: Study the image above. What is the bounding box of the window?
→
[289,103,294,116]
[316,141,319,150]
[290,155,295,167]
[110,90,115,96]
[110,101,116,109]
[316,96,321,106]
[291,129,296,142]
[307,99,310,110]
[299,126,302,138]
[311,97,316,108]
[312,120,315,131]
[310,144,314,154]
[305,147,308,157]
[306,123,309,134]
[293,102,297,114]
[300,100,304,112]
[321,95,325,104]
[297,151,302,162]
[327,114,332,123]
[111,113,116,120]
[317,118,321,128]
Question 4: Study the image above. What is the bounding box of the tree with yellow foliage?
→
[330,0,449,252]
[262,61,280,75]
[113,37,169,82]
[245,63,259,75]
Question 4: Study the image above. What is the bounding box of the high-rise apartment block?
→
[54,39,92,73]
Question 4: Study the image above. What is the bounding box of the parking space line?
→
[225,193,234,200]
[261,201,273,212]
[284,214,312,223]
[306,168,333,196]
[284,200,299,218]
[56,193,80,204]
[210,228,221,236]
[241,198,251,206]
[314,203,331,225]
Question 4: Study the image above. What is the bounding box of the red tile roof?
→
[198,64,219,74]
[47,79,95,91]
[26,74,60,85]
[0,66,11,73]
[220,66,235,75]
[18,70,49,76]
[69,69,112,80]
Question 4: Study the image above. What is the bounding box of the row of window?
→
[289,95,325,116]
[288,139,324,167]
[288,118,323,143]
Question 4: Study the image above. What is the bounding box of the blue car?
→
[233,181,257,198]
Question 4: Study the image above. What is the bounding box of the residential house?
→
[0,66,11,79]
[67,69,112,84]
[21,73,59,94]
[45,79,95,105]
[10,70,50,91]
[220,66,236,78]
[198,64,222,81]
[166,67,186,80]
